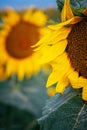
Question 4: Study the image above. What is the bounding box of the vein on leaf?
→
[72,102,87,130]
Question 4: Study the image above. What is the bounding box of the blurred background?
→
[0,0,60,130]
[0,0,57,9]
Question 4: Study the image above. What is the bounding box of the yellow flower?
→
[35,0,87,100]
[0,8,47,80]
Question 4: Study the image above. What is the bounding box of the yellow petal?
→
[46,53,71,87]
[82,86,87,101]
[38,39,67,64]
[56,77,69,93]
[23,8,47,26]
[61,0,74,22]
[6,60,15,77]
[23,8,35,22]
[48,16,82,30]
[34,17,81,51]
[2,9,20,26]
[0,24,11,37]
[68,70,87,89]
[46,71,59,87]
[17,65,25,80]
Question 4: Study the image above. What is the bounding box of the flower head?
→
[0,8,47,80]
[35,0,87,100]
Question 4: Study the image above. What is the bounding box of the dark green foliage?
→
[0,71,49,118]
[56,0,87,16]
[0,71,49,130]
[39,87,87,130]
[0,103,39,130]
[56,0,87,11]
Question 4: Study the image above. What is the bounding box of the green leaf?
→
[0,102,39,130]
[38,87,87,130]
[56,0,87,10]
[56,0,64,12]
[0,71,49,118]
[56,0,87,16]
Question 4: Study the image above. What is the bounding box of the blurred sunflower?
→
[0,8,47,80]
[34,0,87,100]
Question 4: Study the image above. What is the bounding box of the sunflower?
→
[0,8,47,80]
[34,0,87,100]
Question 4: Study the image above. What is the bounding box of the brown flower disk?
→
[67,19,87,78]
[5,21,40,59]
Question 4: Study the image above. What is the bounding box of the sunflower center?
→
[67,19,87,78]
[5,21,40,59]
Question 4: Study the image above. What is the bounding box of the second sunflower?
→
[0,8,47,80]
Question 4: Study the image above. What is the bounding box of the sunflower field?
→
[0,0,87,130]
